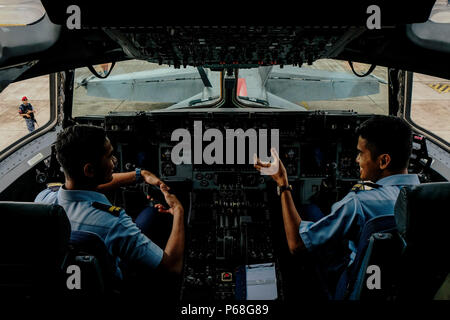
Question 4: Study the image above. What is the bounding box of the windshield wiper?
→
[188,96,220,106]
[238,96,269,107]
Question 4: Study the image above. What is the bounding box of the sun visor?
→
[406,22,450,53]
[406,0,450,53]
[0,14,60,92]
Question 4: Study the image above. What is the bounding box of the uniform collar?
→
[376,174,420,186]
[57,185,111,205]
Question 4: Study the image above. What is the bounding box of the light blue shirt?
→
[35,186,164,278]
[299,174,420,265]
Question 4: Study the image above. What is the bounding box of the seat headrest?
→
[0,202,71,295]
[394,182,450,247]
[0,202,71,260]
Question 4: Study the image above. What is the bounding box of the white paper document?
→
[246,263,278,300]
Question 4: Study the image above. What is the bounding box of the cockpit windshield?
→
[73,61,222,117]
[236,60,388,113]
[72,59,388,117]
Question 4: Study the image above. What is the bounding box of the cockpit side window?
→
[0,74,52,156]
[405,71,450,148]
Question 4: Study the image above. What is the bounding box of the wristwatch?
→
[277,184,292,196]
[135,167,143,183]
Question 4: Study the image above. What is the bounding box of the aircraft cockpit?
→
[0,0,449,314]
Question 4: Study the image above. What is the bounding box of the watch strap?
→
[135,167,142,183]
[278,184,292,196]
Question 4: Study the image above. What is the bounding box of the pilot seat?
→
[336,182,450,300]
[0,202,119,297]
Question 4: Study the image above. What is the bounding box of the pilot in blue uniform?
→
[35,124,185,283]
[35,184,164,279]
[255,115,419,297]
[299,174,419,271]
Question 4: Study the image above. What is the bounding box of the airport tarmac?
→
[0,61,448,153]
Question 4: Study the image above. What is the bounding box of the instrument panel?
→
[102,112,367,183]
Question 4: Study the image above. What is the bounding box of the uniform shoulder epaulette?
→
[92,202,122,217]
[351,182,382,193]
[46,182,63,192]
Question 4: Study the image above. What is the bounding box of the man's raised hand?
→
[254,147,289,186]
